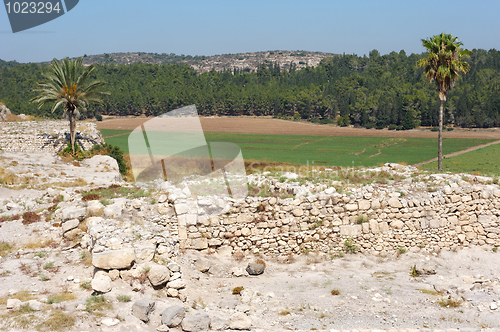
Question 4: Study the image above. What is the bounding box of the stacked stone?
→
[55,193,185,300]
[182,178,500,256]
[0,120,103,153]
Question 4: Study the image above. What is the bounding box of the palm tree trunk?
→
[69,109,76,154]
[438,98,444,171]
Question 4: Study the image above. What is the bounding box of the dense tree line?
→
[1,49,500,128]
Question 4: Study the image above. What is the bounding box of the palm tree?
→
[417,33,470,171]
[31,57,109,153]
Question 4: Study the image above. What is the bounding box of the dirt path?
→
[414,139,500,167]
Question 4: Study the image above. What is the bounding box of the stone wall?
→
[174,174,500,256]
[0,120,103,153]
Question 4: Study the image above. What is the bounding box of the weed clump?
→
[116,294,132,302]
[410,265,420,278]
[0,241,13,257]
[343,238,358,254]
[437,297,462,308]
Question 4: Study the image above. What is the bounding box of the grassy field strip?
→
[100,129,495,169]
[421,143,500,176]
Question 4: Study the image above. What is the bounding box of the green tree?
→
[417,33,470,171]
[30,57,109,153]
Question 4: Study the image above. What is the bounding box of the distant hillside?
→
[78,50,336,72]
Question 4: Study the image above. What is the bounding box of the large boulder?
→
[92,248,135,270]
[132,298,155,323]
[61,207,87,222]
[181,312,210,332]
[91,274,112,293]
[161,305,185,327]
[246,261,265,276]
[0,104,14,121]
[147,263,171,287]
[229,312,251,330]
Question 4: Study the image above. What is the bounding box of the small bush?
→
[356,215,368,224]
[446,127,454,131]
[397,247,407,255]
[364,122,375,129]
[437,298,462,308]
[89,143,128,175]
[410,265,420,277]
[344,238,358,254]
[331,289,340,296]
[95,114,103,121]
[319,118,334,124]
[80,280,92,291]
[337,115,350,127]
[232,286,244,295]
[388,124,397,130]
[430,127,439,132]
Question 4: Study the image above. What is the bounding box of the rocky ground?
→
[1,126,500,331]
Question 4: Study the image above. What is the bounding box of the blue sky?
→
[1,0,499,63]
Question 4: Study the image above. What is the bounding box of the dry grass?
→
[85,295,112,316]
[0,241,14,257]
[37,310,76,331]
[41,178,88,189]
[437,297,463,308]
[418,288,442,295]
[0,290,38,306]
[20,238,59,250]
[0,167,16,185]
[47,292,77,304]
[79,251,93,267]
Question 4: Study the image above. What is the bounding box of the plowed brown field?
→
[97,116,500,139]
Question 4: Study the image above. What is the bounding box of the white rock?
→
[101,318,120,327]
[91,274,112,293]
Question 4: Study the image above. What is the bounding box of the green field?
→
[100,129,495,170]
[421,143,500,176]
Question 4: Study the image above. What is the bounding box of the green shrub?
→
[364,122,375,129]
[309,117,320,123]
[337,115,350,127]
[319,118,334,124]
[388,124,397,130]
[89,143,128,175]
[431,127,439,132]
[95,114,103,121]
[344,237,358,254]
